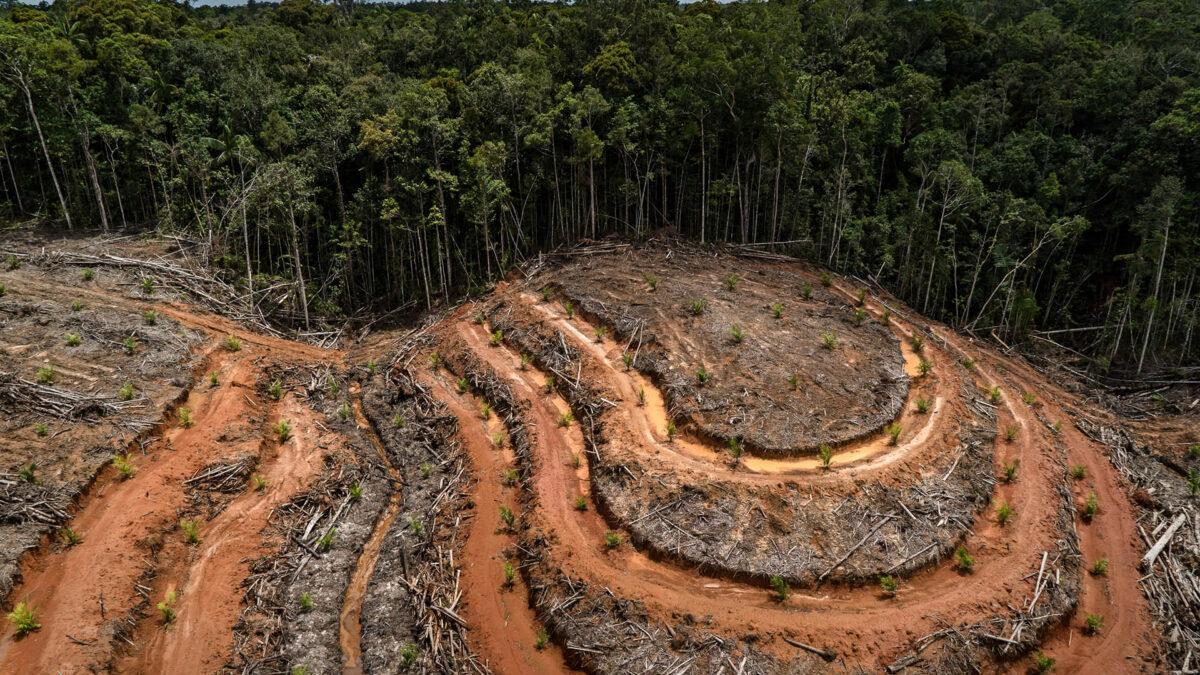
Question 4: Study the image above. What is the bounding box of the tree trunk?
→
[1137,215,1170,374]
[19,76,71,229]
[287,203,310,329]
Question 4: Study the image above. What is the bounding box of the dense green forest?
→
[1,0,1197,374]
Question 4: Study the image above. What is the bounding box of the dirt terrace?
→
[545,246,909,455]
[0,236,1180,675]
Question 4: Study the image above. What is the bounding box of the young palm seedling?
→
[118,382,135,401]
[489,329,503,347]
[534,629,550,651]
[1070,465,1086,480]
[819,272,832,287]
[730,324,745,344]
[643,273,659,291]
[885,423,902,446]
[1004,425,1018,442]
[113,452,136,479]
[1090,557,1109,577]
[787,373,799,391]
[519,353,531,370]
[594,326,608,342]
[879,575,898,597]
[996,501,1014,525]
[557,411,574,428]
[695,367,710,385]
[428,351,442,369]
[771,302,784,319]
[141,277,155,294]
[543,376,555,395]
[636,386,646,406]
[800,282,813,300]
[82,268,94,281]
[252,474,268,492]
[456,377,469,394]
[58,527,81,547]
[821,332,838,350]
[157,590,178,624]
[852,308,867,325]
[689,298,707,316]
[350,483,364,501]
[223,335,242,351]
[1188,469,1200,496]
[665,421,677,441]
[574,496,588,511]
[955,546,974,572]
[491,432,506,448]
[728,437,743,459]
[499,505,515,529]
[989,386,1002,404]
[34,423,48,438]
[1084,613,1104,636]
[65,332,81,347]
[724,273,739,291]
[274,419,292,443]
[338,402,351,422]
[178,407,194,428]
[6,602,39,636]
[317,528,337,551]
[209,371,219,387]
[1002,459,1019,483]
[855,288,866,306]
[401,644,420,665]
[909,335,924,353]
[563,301,575,318]
[268,379,283,401]
[819,444,833,470]
[770,575,790,602]
[299,592,314,613]
[19,463,37,483]
[36,366,55,384]
[503,469,518,486]
[502,561,516,589]
[70,299,82,311]
[143,310,158,325]
[123,336,136,355]
[479,403,492,420]
[1082,492,1099,522]
[917,359,932,376]
[180,518,201,545]
[915,398,931,414]
[603,531,622,549]
[622,352,634,370]
[1033,653,1055,673]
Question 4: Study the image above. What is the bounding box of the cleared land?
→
[0,236,1191,674]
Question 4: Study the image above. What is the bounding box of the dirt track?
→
[0,241,1168,674]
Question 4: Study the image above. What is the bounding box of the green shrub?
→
[909,335,924,353]
[543,376,555,395]
[852,308,867,325]
[855,288,866,306]
[6,602,39,635]
[769,575,790,601]
[123,336,136,355]
[519,353,531,370]
[208,371,219,387]
[490,432,505,448]
[1070,465,1086,480]
[885,423,902,446]
[728,437,743,459]
[1021,391,1038,406]
[996,501,1014,525]
[961,357,975,370]
[157,590,177,623]
[70,299,82,311]
[65,332,81,347]
[879,575,898,596]
[428,351,442,369]
[456,377,468,394]
[489,329,503,347]
[989,386,1002,404]
[392,413,406,427]
[879,309,891,325]
[400,643,419,665]
[113,452,135,479]
[367,360,377,376]
[274,419,292,442]
[502,561,516,588]
[503,469,519,486]
[1189,444,1200,459]
[0,283,6,297]
[603,531,622,549]
[594,326,608,342]
[421,462,433,478]
[540,287,552,302]
[408,517,423,535]
[180,518,201,545]
[955,546,974,572]
[349,484,363,501]
[917,359,932,376]
[801,282,813,300]
[665,421,677,440]
[338,402,351,421]
[1004,425,1018,442]
[19,463,36,483]
[473,309,486,325]
[141,277,155,294]
[819,272,831,287]
[1188,469,1200,496]
[479,403,492,420]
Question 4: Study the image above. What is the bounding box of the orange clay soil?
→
[437,276,1155,672]
[427,373,579,675]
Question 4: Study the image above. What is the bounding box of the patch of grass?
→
[317,527,336,551]
[180,518,201,545]
[141,277,155,294]
[400,643,419,666]
[6,602,39,636]
[502,561,516,588]
[64,332,81,347]
[274,419,292,443]
[821,332,838,349]
[58,527,81,547]
[989,386,1002,404]
[178,407,193,428]
[603,531,622,549]
[298,592,313,613]
[557,411,574,428]
[70,299,82,311]
[208,371,219,387]
[82,268,94,281]
[157,590,177,624]
[268,379,283,401]
[36,366,55,384]
[724,273,739,291]
[914,397,931,414]
[770,575,790,602]
[1090,557,1109,577]
[1002,459,1019,483]
[643,273,659,291]
[909,335,924,353]
[1033,652,1055,673]
[1084,613,1104,635]
[801,282,813,300]
[1070,465,1086,480]
[499,505,515,528]
[996,500,1014,525]
[534,629,550,650]
[1082,492,1099,522]
[143,310,158,325]
[689,298,707,316]
[123,336,136,355]
[695,367,710,385]
[251,474,267,492]
[113,452,135,479]
[34,423,48,437]
[954,546,974,572]
[819,272,832,287]
[489,329,503,347]
[819,444,833,469]
[574,496,588,511]
[879,575,898,597]
[771,302,783,319]
[885,423,902,446]
[729,324,744,344]
[479,402,492,420]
